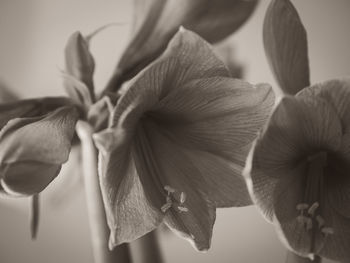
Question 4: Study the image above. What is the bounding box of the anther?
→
[180,192,186,203]
[308,202,319,216]
[321,227,334,235]
[161,202,172,213]
[177,206,189,213]
[164,185,175,193]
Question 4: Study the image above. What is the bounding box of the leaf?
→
[263,0,310,95]
[105,0,258,92]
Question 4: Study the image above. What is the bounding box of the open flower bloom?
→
[245,0,350,261]
[105,0,258,92]
[93,28,274,250]
[0,97,79,196]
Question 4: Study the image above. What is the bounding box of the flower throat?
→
[296,151,334,256]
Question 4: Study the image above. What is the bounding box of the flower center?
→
[161,185,189,214]
[296,151,334,256]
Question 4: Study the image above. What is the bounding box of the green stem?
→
[129,230,163,263]
[286,250,321,263]
[76,121,131,263]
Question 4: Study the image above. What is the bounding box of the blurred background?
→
[0,0,349,262]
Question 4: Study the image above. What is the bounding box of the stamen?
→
[164,185,175,193]
[180,192,186,203]
[308,202,319,216]
[321,227,334,235]
[177,206,189,213]
[161,202,172,213]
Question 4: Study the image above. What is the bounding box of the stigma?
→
[295,151,334,255]
[161,185,189,214]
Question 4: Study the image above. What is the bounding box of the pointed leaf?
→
[263,0,310,95]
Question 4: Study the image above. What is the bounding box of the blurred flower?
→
[93,28,274,250]
[105,0,258,93]
[0,97,80,196]
[245,0,350,261]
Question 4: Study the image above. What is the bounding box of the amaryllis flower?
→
[93,28,274,250]
[245,0,350,261]
[105,0,258,93]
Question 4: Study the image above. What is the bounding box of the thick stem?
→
[76,121,131,263]
[129,230,163,263]
[286,250,321,263]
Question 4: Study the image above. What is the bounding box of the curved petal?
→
[0,162,61,196]
[246,96,342,221]
[133,121,216,251]
[263,0,310,95]
[298,78,350,134]
[0,106,78,196]
[94,123,163,248]
[0,106,79,164]
[111,29,230,127]
[0,97,74,130]
[64,31,95,98]
[152,78,274,162]
[117,0,257,83]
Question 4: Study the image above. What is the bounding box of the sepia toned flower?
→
[245,0,350,261]
[93,28,274,250]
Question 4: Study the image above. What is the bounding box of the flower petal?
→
[94,124,163,247]
[64,31,95,98]
[153,78,274,162]
[133,122,215,250]
[0,97,74,130]
[0,106,79,164]
[246,96,342,221]
[0,106,78,196]
[263,0,310,95]
[298,78,350,134]
[0,162,61,196]
[108,0,255,90]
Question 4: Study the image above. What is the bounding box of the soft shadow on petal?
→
[134,121,216,251]
[247,96,342,221]
[107,28,229,94]
[94,124,163,247]
[0,106,79,164]
[0,97,73,130]
[152,78,274,163]
[298,78,350,134]
[0,162,61,196]
[263,0,310,95]
[318,197,350,262]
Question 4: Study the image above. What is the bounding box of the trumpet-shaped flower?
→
[105,0,258,92]
[245,0,350,261]
[93,28,274,250]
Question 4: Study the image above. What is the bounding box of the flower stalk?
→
[76,121,131,263]
[129,230,163,263]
